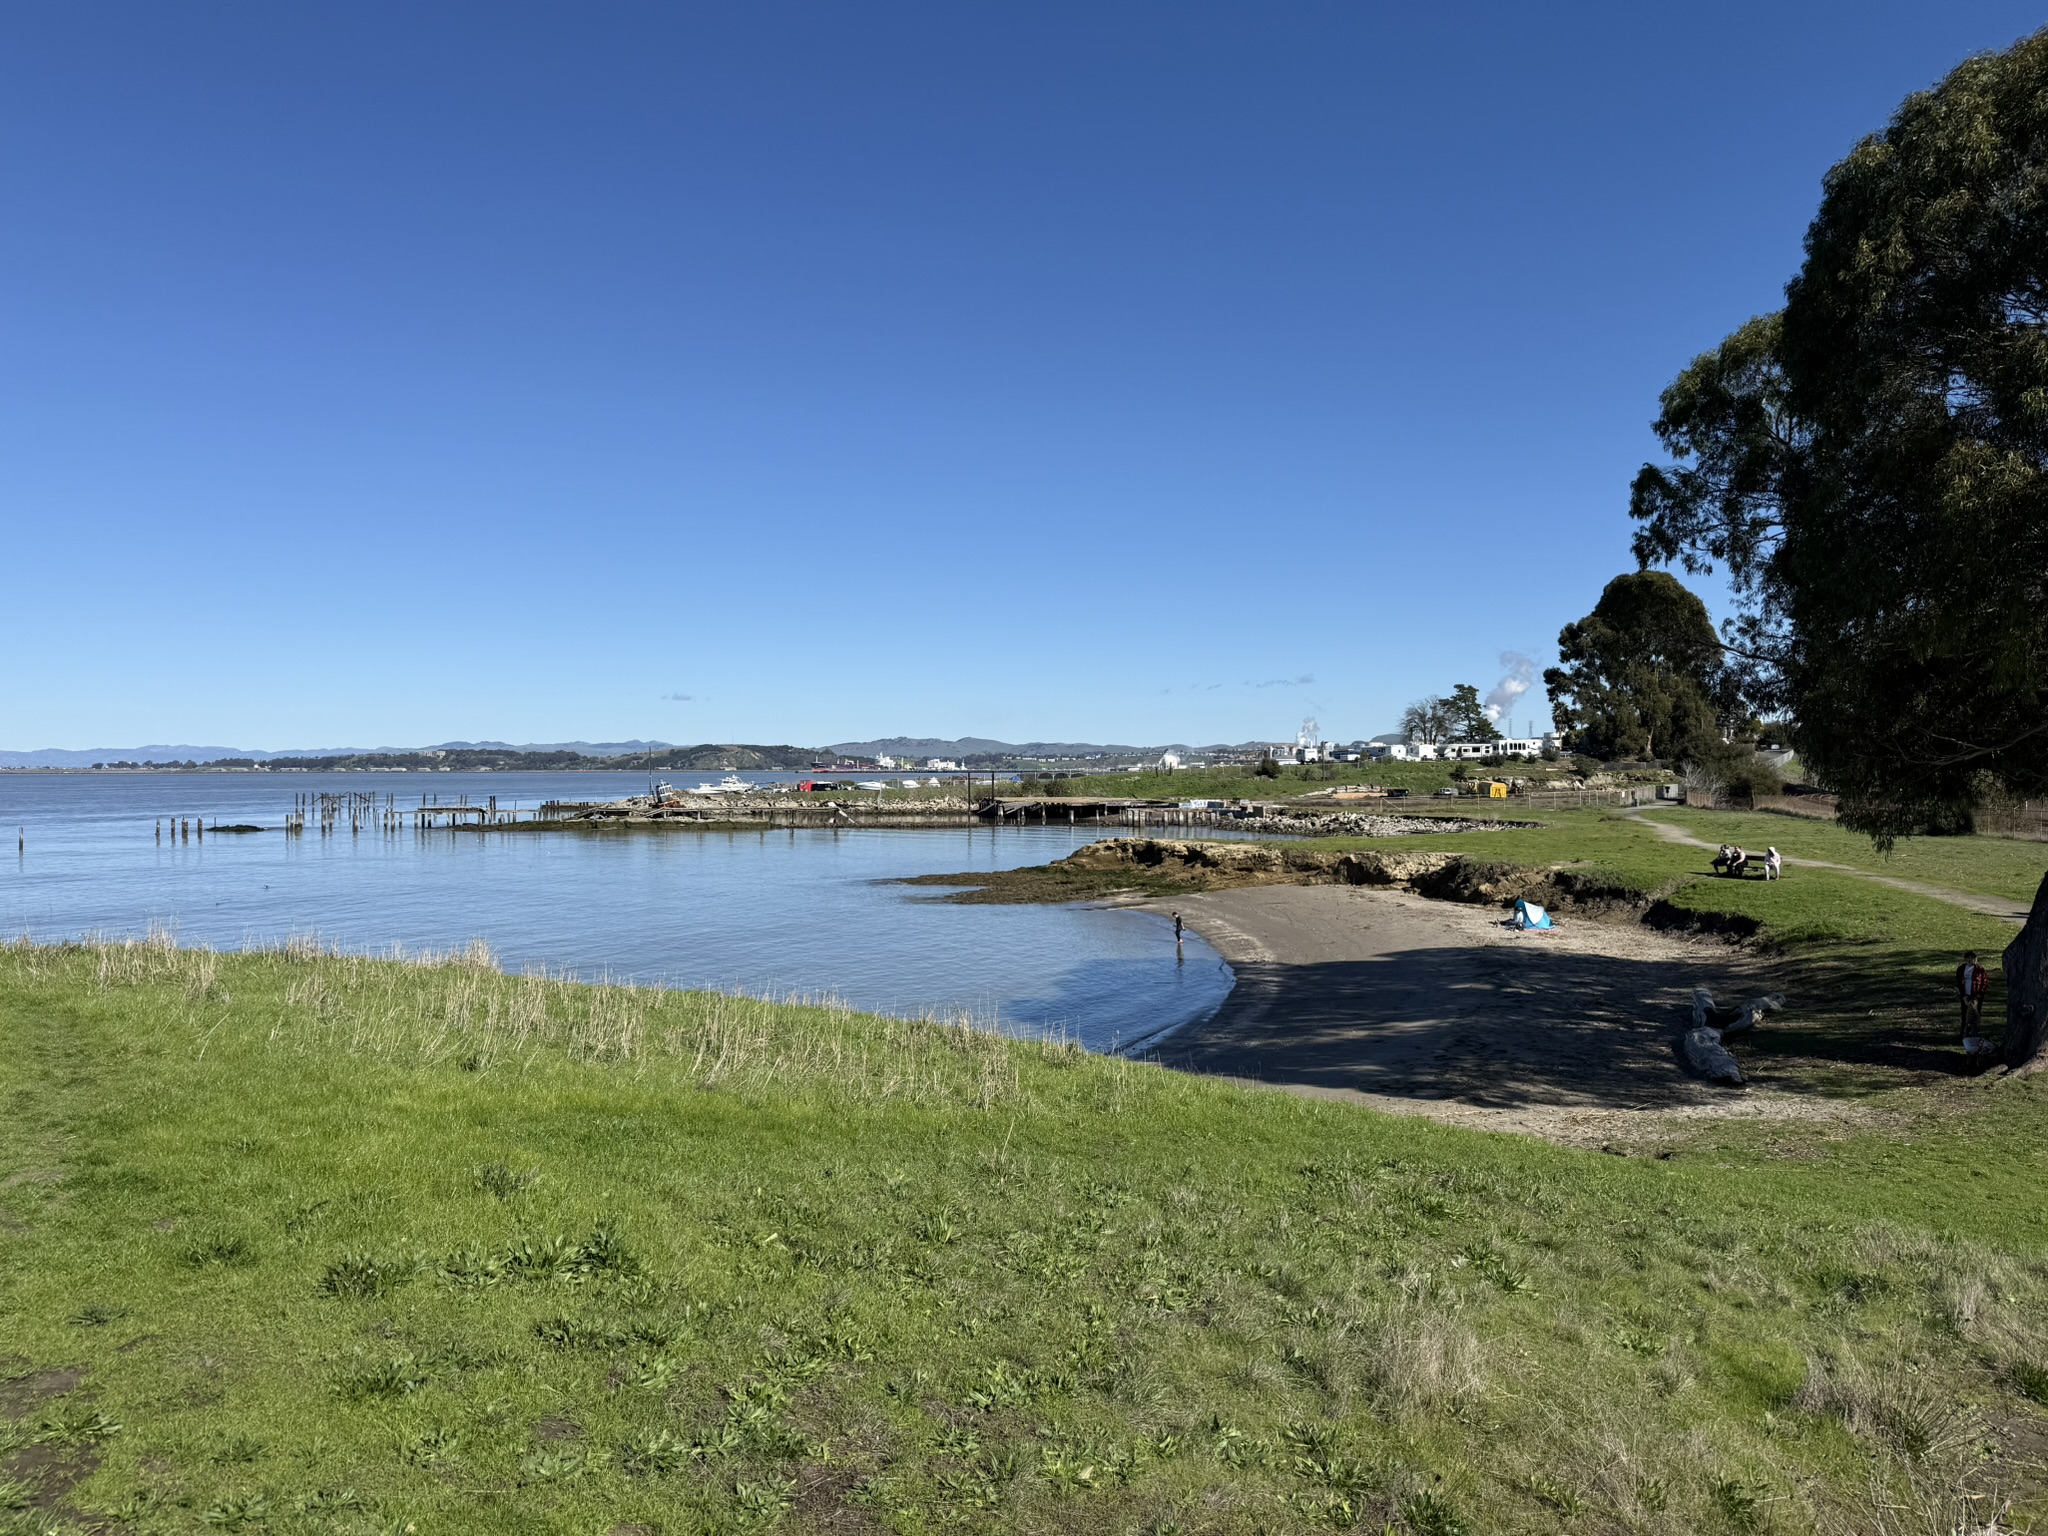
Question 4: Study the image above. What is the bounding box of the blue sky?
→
[5,3,2041,751]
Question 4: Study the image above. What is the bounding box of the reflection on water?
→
[1,771,1233,1052]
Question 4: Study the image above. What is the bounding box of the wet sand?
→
[1149,884,1857,1144]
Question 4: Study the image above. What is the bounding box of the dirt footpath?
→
[1151,884,1859,1145]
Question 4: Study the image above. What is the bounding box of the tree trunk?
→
[2003,871,2048,1073]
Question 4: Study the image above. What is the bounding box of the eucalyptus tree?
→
[1629,27,2048,1060]
[1543,571,1737,766]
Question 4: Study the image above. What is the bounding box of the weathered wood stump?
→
[1684,1026,1745,1085]
[1691,987,1785,1036]
[1683,988,1786,1086]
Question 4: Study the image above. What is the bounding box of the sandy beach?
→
[1151,884,1856,1144]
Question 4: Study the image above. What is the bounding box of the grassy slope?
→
[1644,808,2048,906]
[1312,809,2035,949]
[6,937,2048,1535]
[1077,765,1464,801]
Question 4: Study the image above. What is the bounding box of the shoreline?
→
[1137,884,1856,1145]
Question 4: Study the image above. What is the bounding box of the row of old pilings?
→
[146,790,540,844]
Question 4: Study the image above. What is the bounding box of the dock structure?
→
[276,790,552,836]
[149,788,1517,845]
[438,794,1265,833]
[142,789,1341,845]
[974,797,1251,830]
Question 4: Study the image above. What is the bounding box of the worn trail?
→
[1624,811,2030,922]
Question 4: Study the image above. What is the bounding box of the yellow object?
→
[1485,781,1508,799]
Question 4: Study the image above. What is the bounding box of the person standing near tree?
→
[1956,951,1989,1042]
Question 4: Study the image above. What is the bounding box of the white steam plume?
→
[1483,652,1535,725]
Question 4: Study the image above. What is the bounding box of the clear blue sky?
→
[5,3,2041,751]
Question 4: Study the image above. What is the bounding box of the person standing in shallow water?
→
[1172,911,1184,956]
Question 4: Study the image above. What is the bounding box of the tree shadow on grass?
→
[1744,941,2000,1093]
[1156,936,1981,1110]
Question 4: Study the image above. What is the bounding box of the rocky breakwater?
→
[1057,837,1649,911]
[556,793,978,827]
[1230,810,1542,837]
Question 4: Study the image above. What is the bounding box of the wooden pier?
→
[278,790,552,836]
[148,792,1272,843]
[974,797,1249,830]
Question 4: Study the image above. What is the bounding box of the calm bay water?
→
[0,771,1231,1052]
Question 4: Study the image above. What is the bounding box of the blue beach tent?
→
[1511,898,1553,930]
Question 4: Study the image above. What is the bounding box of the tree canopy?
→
[1398,697,1452,745]
[1629,26,2048,840]
[1445,685,1501,743]
[1401,685,1500,745]
[1543,571,1736,765]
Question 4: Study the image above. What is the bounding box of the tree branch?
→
[1906,718,2048,767]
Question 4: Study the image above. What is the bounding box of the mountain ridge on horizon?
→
[0,740,681,769]
[1,732,1313,770]
[825,736,1276,759]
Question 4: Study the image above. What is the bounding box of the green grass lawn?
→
[6,932,2048,1535]
[1089,764,1466,802]
[1312,809,2036,949]
[1641,808,2048,906]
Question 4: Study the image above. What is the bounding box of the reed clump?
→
[37,932,1033,1109]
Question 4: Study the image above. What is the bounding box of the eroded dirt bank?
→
[908,836,1672,919]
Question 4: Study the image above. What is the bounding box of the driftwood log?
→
[1684,1026,1745,1085]
[1683,988,1787,1086]
[1691,987,1786,1035]
[2004,872,2048,1074]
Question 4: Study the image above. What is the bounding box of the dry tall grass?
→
[15,931,1038,1109]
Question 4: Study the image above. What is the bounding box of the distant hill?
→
[0,740,861,771]
[1,735,1308,771]
[823,737,1305,762]
[412,740,680,757]
[0,741,683,769]
[635,744,833,771]
[0,745,296,769]
[208,743,831,773]
[830,737,1187,760]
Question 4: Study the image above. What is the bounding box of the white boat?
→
[688,774,755,796]
[854,780,888,791]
